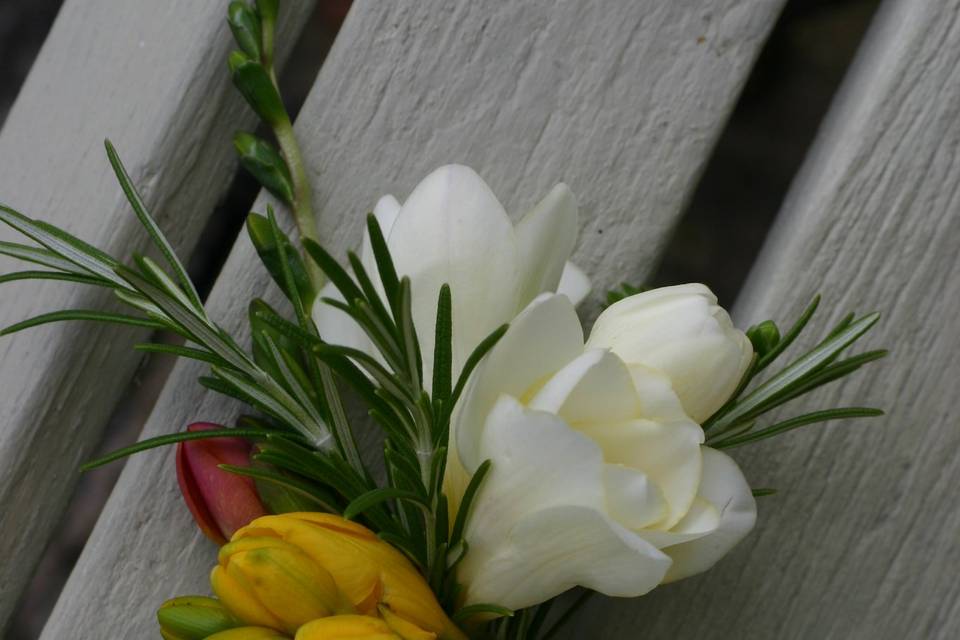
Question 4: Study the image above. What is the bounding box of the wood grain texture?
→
[0,0,314,629]
[40,1,785,637]
[565,0,960,637]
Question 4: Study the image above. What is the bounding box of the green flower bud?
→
[233,132,293,203]
[228,52,287,127]
[157,596,240,640]
[747,319,781,358]
[228,2,263,61]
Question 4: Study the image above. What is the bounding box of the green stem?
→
[274,117,324,289]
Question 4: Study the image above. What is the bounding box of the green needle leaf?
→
[343,487,430,521]
[715,407,884,449]
[453,604,513,624]
[754,295,820,373]
[81,428,273,471]
[104,140,203,311]
[1,310,166,336]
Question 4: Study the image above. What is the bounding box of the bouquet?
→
[0,2,885,638]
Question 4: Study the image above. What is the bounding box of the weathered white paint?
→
[0,0,315,630]
[40,0,786,637]
[564,0,960,637]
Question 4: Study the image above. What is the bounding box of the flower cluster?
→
[0,3,884,636]
[159,513,464,640]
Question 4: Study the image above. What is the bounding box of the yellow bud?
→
[212,536,354,633]
[207,627,290,639]
[294,615,399,640]
[379,606,437,640]
[232,514,465,640]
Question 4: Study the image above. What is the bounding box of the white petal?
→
[514,183,578,306]
[458,397,670,608]
[661,447,757,582]
[587,283,752,422]
[386,165,519,383]
[557,261,591,306]
[527,349,639,425]
[311,281,371,355]
[603,464,668,530]
[454,293,584,472]
[577,414,703,530]
[638,497,719,548]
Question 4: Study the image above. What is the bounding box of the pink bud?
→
[176,422,267,545]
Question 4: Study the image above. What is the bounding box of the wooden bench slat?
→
[39,1,786,636]
[0,0,315,630]
[564,0,960,637]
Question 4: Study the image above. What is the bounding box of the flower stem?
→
[273,116,325,290]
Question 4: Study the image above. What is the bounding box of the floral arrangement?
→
[0,2,885,639]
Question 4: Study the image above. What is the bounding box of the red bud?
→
[176,423,267,545]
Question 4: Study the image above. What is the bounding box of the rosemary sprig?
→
[703,296,886,450]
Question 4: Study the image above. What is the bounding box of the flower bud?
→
[747,319,780,359]
[176,423,267,545]
[227,1,263,61]
[231,513,465,640]
[586,283,753,422]
[157,596,240,640]
[211,536,354,634]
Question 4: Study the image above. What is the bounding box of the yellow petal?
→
[207,627,290,639]
[295,615,398,640]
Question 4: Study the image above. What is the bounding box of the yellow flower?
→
[293,609,435,640]
[211,535,354,634]
[229,513,464,640]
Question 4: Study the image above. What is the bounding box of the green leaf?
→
[432,284,453,406]
[449,459,492,547]
[1,309,165,336]
[234,133,293,203]
[366,213,401,313]
[227,1,263,60]
[220,463,339,513]
[752,488,777,497]
[134,342,228,367]
[229,52,287,127]
[104,140,203,310]
[81,428,272,471]
[302,238,365,308]
[714,407,883,449]
[343,487,429,521]
[0,205,127,287]
[709,312,879,432]
[0,270,112,287]
[0,241,91,273]
[453,603,513,624]
[604,282,649,307]
[450,325,508,410]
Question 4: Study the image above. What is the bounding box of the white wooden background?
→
[0,0,957,638]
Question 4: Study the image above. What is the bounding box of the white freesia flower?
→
[311,165,590,382]
[449,293,756,610]
[587,283,753,423]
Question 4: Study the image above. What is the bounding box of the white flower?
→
[587,284,753,423]
[311,165,590,383]
[448,294,756,610]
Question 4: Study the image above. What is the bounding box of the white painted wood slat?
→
[566,0,960,637]
[40,1,786,637]
[0,0,315,630]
